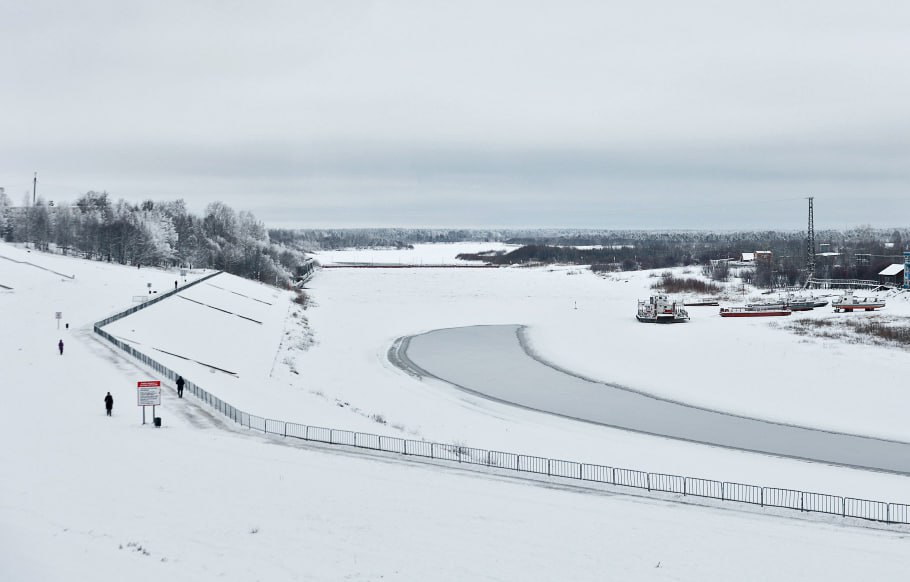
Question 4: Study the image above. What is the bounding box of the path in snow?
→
[396,324,910,475]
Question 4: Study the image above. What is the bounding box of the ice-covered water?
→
[400,324,910,474]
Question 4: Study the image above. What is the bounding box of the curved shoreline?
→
[391,324,910,475]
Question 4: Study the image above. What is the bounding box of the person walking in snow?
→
[104,392,114,416]
[176,375,185,398]
[58,339,64,355]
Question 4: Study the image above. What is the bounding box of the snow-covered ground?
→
[3,240,910,580]
[313,241,520,265]
[279,245,910,498]
[92,243,910,498]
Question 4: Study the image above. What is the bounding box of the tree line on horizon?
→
[0,190,308,285]
[4,190,904,289]
[455,228,908,287]
[267,225,907,287]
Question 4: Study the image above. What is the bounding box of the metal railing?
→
[806,277,898,290]
[94,270,224,329]
[93,273,910,527]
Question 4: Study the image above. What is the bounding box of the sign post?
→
[137,380,161,426]
[55,311,62,330]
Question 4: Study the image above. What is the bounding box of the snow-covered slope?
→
[2,241,909,581]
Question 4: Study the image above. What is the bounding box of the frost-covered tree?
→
[137,209,177,266]
[27,198,52,251]
[0,188,11,238]
[74,191,113,260]
[3,192,304,285]
[160,199,202,267]
[54,203,77,255]
[202,201,238,243]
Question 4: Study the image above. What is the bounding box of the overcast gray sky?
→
[2,1,908,230]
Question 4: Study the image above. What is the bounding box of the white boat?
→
[783,294,819,311]
[684,297,720,306]
[637,294,689,323]
[748,294,823,312]
[832,291,885,312]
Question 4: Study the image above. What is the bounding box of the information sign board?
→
[137,380,161,406]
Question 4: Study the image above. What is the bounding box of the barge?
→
[637,294,690,323]
[720,306,792,317]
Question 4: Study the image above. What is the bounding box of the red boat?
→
[720,306,792,317]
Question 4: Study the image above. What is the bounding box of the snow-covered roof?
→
[740,252,754,261]
[879,264,905,276]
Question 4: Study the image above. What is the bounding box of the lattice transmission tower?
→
[806,196,815,281]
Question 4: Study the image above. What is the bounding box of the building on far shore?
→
[878,263,905,286]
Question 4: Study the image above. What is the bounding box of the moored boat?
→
[832,291,885,312]
[637,294,690,323]
[746,301,787,310]
[720,306,792,317]
[684,298,720,306]
[783,295,818,311]
[747,294,821,312]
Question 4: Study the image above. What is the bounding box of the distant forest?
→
[0,191,308,285]
[268,227,510,250]
[276,226,908,288]
[467,229,907,287]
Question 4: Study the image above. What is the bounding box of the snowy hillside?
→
[2,241,909,581]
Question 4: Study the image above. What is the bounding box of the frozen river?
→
[394,324,910,475]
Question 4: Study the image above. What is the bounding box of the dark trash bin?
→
[153,417,162,428]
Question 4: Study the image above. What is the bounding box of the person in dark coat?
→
[104,392,114,416]
[58,339,64,355]
[176,375,185,398]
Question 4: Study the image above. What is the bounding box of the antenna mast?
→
[806,196,815,280]
[32,171,37,206]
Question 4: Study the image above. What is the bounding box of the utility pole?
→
[32,171,37,206]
